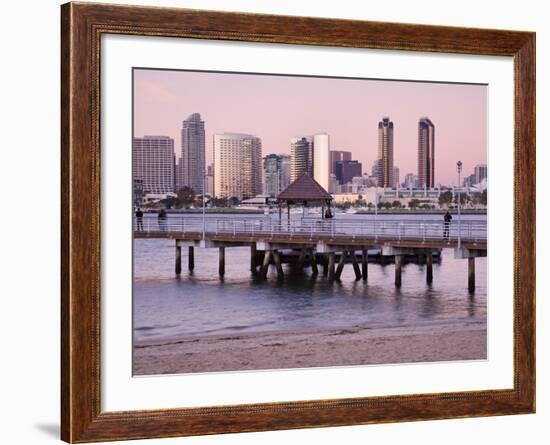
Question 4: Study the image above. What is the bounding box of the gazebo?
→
[276,173,334,225]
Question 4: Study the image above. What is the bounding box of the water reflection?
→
[134,239,487,342]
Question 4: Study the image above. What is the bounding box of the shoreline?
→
[133,318,487,376]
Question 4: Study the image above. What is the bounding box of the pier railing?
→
[134,217,487,243]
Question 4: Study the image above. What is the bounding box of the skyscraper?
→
[335,160,362,185]
[377,117,394,188]
[133,135,175,194]
[205,163,214,196]
[290,136,313,181]
[280,154,291,190]
[313,133,330,191]
[330,150,352,175]
[214,133,262,200]
[393,166,400,188]
[418,117,435,188]
[371,159,382,186]
[180,113,205,194]
[263,154,283,197]
[403,173,418,189]
[474,164,488,184]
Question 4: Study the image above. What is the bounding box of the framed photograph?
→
[61,2,535,442]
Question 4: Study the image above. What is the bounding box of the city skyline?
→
[134,69,487,186]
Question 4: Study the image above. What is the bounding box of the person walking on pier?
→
[443,210,452,240]
[158,208,167,231]
[135,207,144,231]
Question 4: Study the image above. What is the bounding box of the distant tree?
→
[391,200,402,209]
[228,196,240,207]
[160,196,177,209]
[454,192,469,206]
[209,197,228,207]
[481,189,487,206]
[409,199,420,209]
[176,186,195,207]
[438,190,453,207]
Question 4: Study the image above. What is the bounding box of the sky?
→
[134,68,487,186]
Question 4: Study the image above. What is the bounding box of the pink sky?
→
[134,69,487,186]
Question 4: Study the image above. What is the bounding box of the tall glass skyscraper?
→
[133,135,175,194]
[312,133,330,191]
[377,117,394,188]
[330,150,352,175]
[214,133,262,200]
[263,154,283,197]
[290,136,313,182]
[180,113,205,194]
[418,117,435,188]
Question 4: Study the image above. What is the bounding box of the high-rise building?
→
[290,136,313,181]
[328,173,339,194]
[418,117,435,188]
[371,159,382,186]
[280,154,291,190]
[175,158,183,192]
[393,166,400,188]
[313,133,330,191]
[335,160,362,185]
[463,173,476,188]
[214,133,262,200]
[474,164,488,184]
[180,113,205,194]
[403,173,418,189]
[133,135,175,194]
[263,154,283,197]
[377,117,394,188]
[205,163,214,196]
[330,150,352,175]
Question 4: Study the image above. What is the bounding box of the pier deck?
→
[134,217,486,290]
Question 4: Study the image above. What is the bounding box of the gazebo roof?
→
[277,173,333,202]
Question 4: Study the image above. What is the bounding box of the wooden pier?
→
[134,217,487,291]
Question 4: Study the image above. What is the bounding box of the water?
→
[133,213,487,343]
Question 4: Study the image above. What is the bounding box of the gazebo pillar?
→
[287,205,290,228]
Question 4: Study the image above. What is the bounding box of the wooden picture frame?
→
[61,2,535,442]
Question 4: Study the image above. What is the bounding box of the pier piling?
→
[175,245,181,275]
[250,244,257,272]
[335,251,346,280]
[188,246,194,271]
[468,257,475,292]
[297,248,306,271]
[426,252,433,284]
[327,252,336,281]
[322,254,329,276]
[261,250,272,278]
[273,250,284,278]
[219,247,225,276]
[361,248,368,280]
[395,254,404,288]
[350,250,362,280]
[310,251,319,275]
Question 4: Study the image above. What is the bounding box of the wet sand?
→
[133,319,486,375]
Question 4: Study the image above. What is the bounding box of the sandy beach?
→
[133,319,486,375]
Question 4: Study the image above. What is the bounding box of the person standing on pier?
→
[135,207,144,231]
[443,210,452,240]
[158,208,167,231]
